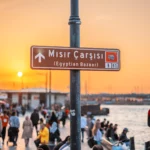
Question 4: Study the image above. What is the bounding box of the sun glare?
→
[17,71,23,77]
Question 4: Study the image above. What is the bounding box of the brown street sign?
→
[30,46,120,71]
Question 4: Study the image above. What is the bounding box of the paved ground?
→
[2,112,93,150]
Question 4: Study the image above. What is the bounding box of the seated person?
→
[106,123,114,141]
[113,124,119,141]
[119,128,130,146]
[59,136,70,150]
[49,120,61,142]
[54,136,70,150]
[35,124,49,147]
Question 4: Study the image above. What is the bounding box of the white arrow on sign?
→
[35,53,45,63]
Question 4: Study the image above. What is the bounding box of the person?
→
[81,114,87,143]
[5,103,10,110]
[49,114,61,142]
[113,124,119,140]
[1,111,9,144]
[53,136,70,150]
[21,105,26,116]
[35,124,49,147]
[86,116,92,139]
[65,108,69,118]
[92,119,102,145]
[0,117,3,139]
[49,112,58,124]
[59,136,70,150]
[16,105,21,116]
[22,116,33,147]
[87,116,96,138]
[106,123,114,141]
[93,145,104,150]
[101,118,106,129]
[119,128,130,146]
[105,121,110,130]
[30,109,39,135]
[61,110,67,127]
[9,111,20,146]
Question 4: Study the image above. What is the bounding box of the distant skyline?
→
[0,0,150,93]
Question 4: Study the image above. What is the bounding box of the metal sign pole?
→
[49,70,51,109]
[69,0,81,150]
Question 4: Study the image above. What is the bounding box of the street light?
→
[37,71,51,109]
[17,71,23,105]
[48,70,51,109]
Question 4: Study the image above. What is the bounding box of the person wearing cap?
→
[119,128,130,146]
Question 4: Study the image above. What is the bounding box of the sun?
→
[17,71,23,77]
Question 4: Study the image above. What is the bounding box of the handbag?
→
[34,139,40,147]
[87,137,95,148]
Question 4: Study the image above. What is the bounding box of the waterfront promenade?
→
[2,112,93,150]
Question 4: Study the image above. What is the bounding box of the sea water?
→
[97,105,150,150]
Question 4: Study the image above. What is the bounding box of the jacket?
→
[30,112,39,125]
[37,127,49,144]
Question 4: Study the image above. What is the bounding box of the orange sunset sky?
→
[0,0,150,94]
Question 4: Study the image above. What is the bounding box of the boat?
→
[81,104,109,116]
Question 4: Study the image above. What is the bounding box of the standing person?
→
[61,110,67,127]
[21,105,26,116]
[81,114,87,143]
[87,116,94,139]
[22,116,33,147]
[5,103,10,110]
[65,108,69,118]
[1,111,9,144]
[30,109,39,135]
[16,105,21,116]
[92,119,102,145]
[9,111,20,146]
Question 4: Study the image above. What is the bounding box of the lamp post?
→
[37,71,51,109]
[69,0,81,149]
[48,70,51,109]
[17,71,23,105]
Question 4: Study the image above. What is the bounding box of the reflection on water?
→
[97,105,150,149]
